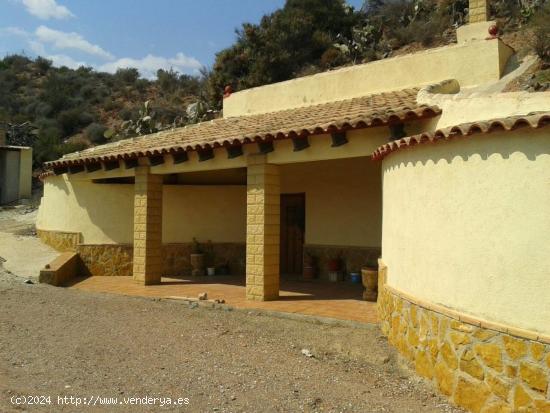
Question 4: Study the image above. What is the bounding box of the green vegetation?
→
[0,55,207,167]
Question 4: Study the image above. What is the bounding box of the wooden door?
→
[280,193,305,276]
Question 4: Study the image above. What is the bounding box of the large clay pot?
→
[190,253,205,276]
[361,267,378,301]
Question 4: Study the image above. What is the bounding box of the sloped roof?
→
[45,87,440,167]
[371,112,550,160]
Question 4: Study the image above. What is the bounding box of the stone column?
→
[133,165,163,285]
[469,0,489,23]
[246,154,280,301]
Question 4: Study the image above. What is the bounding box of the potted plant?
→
[361,258,379,301]
[190,237,205,276]
[204,240,216,276]
[303,253,316,280]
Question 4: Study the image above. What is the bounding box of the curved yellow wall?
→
[37,176,246,244]
[381,129,550,335]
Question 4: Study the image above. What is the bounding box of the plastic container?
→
[350,272,361,283]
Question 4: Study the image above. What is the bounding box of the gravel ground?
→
[0,272,465,413]
[0,206,464,413]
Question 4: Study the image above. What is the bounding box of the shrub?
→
[84,122,108,143]
[531,3,550,63]
[56,108,93,137]
[115,68,140,85]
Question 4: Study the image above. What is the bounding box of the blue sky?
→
[0,0,364,78]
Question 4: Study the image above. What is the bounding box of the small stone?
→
[519,362,548,392]
[198,292,208,300]
[451,321,474,333]
[434,361,454,396]
[534,400,550,413]
[513,385,532,410]
[505,365,517,378]
[407,328,419,347]
[454,377,490,413]
[415,351,434,379]
[440,341,458,369]
[486,373,512,400]
[410,306,418,327]
[473,329,498,342]
[450,332,471,346]
[530,342,545,361]
[475,343,503,372]
[24,279,34,284]
[502,335,527,360]
[460,351,484,381]
[301,349,314,358]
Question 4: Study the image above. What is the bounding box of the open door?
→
[280,193,305,276]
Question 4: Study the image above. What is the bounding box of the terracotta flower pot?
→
[361,266,378,302]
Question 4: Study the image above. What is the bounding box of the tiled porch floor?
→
[68,276,378,324]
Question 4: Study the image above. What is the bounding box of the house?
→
[0,127,32,205]
[36,1,550,411]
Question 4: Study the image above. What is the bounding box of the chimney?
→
[457,0,496,43]
[469,0,489,23]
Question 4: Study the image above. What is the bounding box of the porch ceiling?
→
[44,87,440,169]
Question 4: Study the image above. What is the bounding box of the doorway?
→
[280,193,305,276]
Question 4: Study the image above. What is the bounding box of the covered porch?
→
[39,86,440,317]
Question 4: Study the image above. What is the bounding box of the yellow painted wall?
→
[381,129,550,335]
[281,157,381,247]
[224,39,513,117]
[163,185,246,243]
[18,147,32,199]
[37,175,246,244]
[418,90,550,129]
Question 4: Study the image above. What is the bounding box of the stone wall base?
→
[37,229,81,252]
[38,230,246,277]
[378,274,550,412]
[304,244,380,279]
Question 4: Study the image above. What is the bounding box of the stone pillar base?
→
[133,165,163,285]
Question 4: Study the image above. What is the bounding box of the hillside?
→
[0,56,209,168]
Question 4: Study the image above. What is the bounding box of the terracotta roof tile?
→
[45,87,440,167]
[371,112,550,160]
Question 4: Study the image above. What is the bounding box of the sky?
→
[0,0,364,78]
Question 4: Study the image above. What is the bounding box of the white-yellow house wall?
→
[36,176,247,244]
[224,38,513,117]
[280,157,381,247]
[381,128,550,335]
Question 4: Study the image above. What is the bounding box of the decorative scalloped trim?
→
[371,112,550,160]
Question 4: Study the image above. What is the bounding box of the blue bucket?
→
[350,272,361,284]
